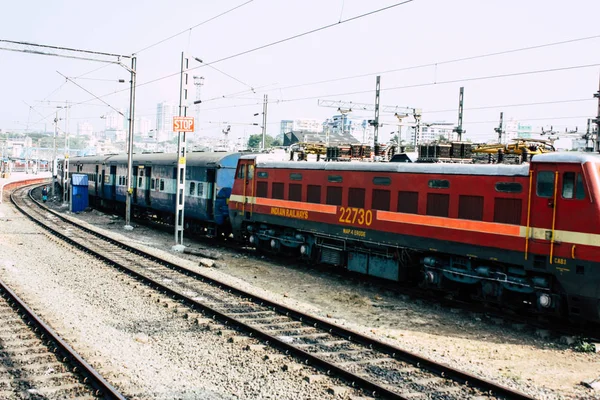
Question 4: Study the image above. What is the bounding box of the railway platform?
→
[0,171,52,204]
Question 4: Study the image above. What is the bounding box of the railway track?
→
[11,184,536,400]
[0,276,125,399]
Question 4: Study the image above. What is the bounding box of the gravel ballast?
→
[39,201,600,400]
[0,199,362,399]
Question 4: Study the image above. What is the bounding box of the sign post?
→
[174,52,193,248]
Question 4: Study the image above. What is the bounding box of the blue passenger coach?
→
[64,152,242,235]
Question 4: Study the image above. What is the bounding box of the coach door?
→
[238,160,255,216]
[144,167,152,206]
[95,165,99,196]
[528,163,558,265]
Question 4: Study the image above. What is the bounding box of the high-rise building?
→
[280,120,294,135]
[292,119,321,133]
[136,117,151,137]
[156,102,175,141]
[77,122,93,137]
[104,110,125,130]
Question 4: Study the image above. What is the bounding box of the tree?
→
[247,134,276,149]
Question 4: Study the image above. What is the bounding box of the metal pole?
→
[594,74,600,153]
[175,52,189,246]
[63,101,70,204]
[373,75,380,160]
[261,94,267,151]
[495,112,504,144]
[125,56,137,229]
[454,87,465,142]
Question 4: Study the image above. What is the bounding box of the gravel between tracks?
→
[3,188,600,400]
[0,198,363,399]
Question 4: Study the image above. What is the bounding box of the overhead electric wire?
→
[134,0,255,54]
[57,71,125,116]
[273,62,600,104]
[203,33,600,102]
[424,98,595,114]
[73,0,416,106]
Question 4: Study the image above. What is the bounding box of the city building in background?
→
[156,101,176,142]
[77,122,93,137]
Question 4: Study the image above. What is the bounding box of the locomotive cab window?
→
[562,172,585,200]
[536,171,554,198]
[247,165,254,180]
[237,165,245,179]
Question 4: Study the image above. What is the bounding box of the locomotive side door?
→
[237,159,255,217]
[528,162,558,265]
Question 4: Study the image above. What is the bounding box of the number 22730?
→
[338,207,373,226]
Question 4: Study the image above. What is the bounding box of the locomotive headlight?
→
[538,293,552,308]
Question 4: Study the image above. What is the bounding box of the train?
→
[58,151,600,323]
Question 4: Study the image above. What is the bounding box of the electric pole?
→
[124,56,137,229]
[372,76,381,159]
[62,101,71,204]
[494,112,504,144]
[261,94,268,151]
[175,52,190,246]
[594,74,600,152]
[453,87,465,141]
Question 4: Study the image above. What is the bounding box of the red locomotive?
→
[229,152,600,323]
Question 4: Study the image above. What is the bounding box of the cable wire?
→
[203,33,600,102]
[134,0,255,54]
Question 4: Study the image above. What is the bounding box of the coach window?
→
[155,178,160,190]
[151,178,155,190]
[189,182,196,196]
[138,177,143,187]
[536,171,554,197]
[307,185,321,203]
[326,186,343,206]
[272,182,285,200]
[197,182,204,197]
[348,188,365,208]
[160,179,165,191]
[372,189,390,211]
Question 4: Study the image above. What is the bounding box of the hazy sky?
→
[1,0,599,142]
